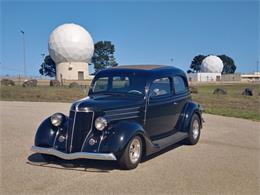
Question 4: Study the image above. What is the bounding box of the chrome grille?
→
[67,110,94,153]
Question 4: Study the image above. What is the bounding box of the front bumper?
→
[31,146,117,161]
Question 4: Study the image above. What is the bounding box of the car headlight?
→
[95,117,107,131]
[51,113,63,127]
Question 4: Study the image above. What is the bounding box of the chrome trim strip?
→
[53,128,60,147]
[104,107,140,114]
[31,146,117,161]
[97,131,104,152]
[105,111,140,117]
[106,115,139,121]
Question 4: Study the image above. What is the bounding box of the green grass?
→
[1,83,259,121]
[0,86,88,103]
[191,83,260,121]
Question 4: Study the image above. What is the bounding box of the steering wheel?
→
[128,90,143,95]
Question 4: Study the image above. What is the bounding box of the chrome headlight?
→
[95,117,107,131]
[51,113,63,127]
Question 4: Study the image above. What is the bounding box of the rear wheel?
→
[119,135,142,170]
[185,114,201,145]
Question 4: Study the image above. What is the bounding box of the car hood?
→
[71,94,144,112]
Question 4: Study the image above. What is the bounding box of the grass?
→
[1,83,259,121]
[0,86,88,103]
[191,83,260,121]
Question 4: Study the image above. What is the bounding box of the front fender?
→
[98,121,150,158]
[34,115,68,149]
[34,117,56,147]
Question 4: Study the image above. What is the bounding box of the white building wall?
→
[187,73,221,82]
[56,62,89,81]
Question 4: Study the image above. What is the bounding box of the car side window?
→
[173,76,187,94]
[150,77,171,98]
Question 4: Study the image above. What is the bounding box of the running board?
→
[152,132,188,149]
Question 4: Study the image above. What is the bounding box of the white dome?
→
[48,23,94,64]
[201,55,223,73]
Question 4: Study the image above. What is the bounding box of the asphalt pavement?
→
[0,101,259,194]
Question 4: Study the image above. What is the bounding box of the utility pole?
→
[20,30,26,78]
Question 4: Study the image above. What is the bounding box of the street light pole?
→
[20,30,27,77]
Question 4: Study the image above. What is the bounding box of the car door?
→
[172,75,190,127]
[145,77,179,140]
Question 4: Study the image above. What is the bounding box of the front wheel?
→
[119,135,142,170]
[185,114,201,145]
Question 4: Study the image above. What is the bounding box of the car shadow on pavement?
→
[27,153,118,172]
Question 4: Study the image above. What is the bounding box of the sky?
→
[1,0,259,76]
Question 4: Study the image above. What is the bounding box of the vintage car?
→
[32,65,203,169]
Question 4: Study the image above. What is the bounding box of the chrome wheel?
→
[129,138,141,164]
[192,119,200,140]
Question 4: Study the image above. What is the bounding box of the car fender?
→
[34,116,69,148]
[179,101,203,132]
[98,121,153,158]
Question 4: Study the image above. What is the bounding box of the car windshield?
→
[91,74,146,96]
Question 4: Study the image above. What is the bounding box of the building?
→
[241,72,260,82]
[48,23,94,81]
[187,72,221,82]
[187,55,223,82]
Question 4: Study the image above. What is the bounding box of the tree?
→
[218,55,236,74]
[91,41,118,73]
[189,54,206,72]
[39,55,56,77]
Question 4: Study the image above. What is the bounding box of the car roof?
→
[96,64,186,79]
[112,65,169,70]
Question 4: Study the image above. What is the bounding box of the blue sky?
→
[1,0,259,76]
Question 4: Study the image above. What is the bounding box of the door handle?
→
[173,102,178,105]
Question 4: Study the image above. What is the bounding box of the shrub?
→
[242,88,253,96]
[22,79,37,87]
[1,79,15,86]
[50,80,60,87]
[69,82,79,88]
[213,88,227,95]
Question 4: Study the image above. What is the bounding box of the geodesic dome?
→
[48,23,94,64]
[201,55,224,73]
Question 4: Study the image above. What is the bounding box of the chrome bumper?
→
[31,146,117,161]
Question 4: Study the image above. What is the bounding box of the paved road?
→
[0,101,259,194]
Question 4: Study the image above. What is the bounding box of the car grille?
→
[67,110,94,153]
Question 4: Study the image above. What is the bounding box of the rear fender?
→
[177,101,203,132]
